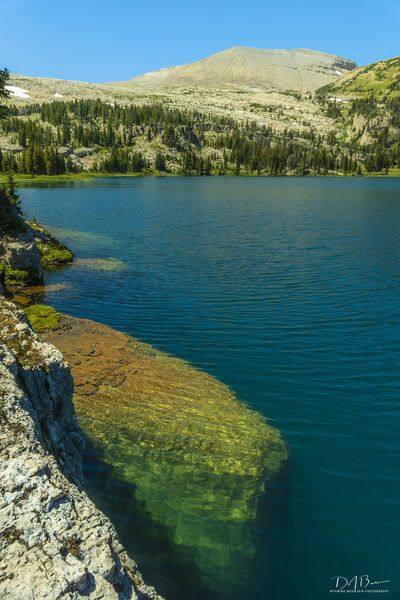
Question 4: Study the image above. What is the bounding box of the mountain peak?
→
[120,46,357,93]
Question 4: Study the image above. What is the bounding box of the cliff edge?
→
[0,297,162,599]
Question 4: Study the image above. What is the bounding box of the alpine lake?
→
[19,177,400,600]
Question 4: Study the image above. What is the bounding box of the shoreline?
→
[2,170,400,185]
[0,297,164,600]
[0,210,163,598]
[1,205,287,596]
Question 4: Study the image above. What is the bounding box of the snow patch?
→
[5,85,30,99]
[328,96,350,104]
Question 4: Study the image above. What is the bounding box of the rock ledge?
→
[0,297,163,600]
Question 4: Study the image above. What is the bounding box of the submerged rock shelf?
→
[45,316,287,590]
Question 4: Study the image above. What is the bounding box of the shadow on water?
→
[82,435,231,600]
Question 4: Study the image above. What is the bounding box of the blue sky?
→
[0,0,399,82]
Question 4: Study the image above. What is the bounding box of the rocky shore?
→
[0,218,73,296]
[0,220,163,599]
[1,210,287,597]
[0,299,162,599]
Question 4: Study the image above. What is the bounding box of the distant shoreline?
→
[2,169,400,185]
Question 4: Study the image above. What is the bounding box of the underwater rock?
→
[45,316,287,590]
[74,257,126,271]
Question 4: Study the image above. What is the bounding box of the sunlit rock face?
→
[45,316,287,590]
[0,299,162,600]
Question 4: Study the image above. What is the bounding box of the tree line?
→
[0,91,398,176]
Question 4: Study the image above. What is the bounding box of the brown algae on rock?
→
[45,316,287,590]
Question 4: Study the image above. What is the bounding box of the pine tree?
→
[155,152,166,172]
[0,68,10,119]
[0,173,22,232]
[5,173,20,211]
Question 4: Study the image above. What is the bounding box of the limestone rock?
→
[0,297,163,600]
[0,228,43,282]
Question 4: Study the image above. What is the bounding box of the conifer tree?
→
[155,152,166,172]
[0,68,10,119]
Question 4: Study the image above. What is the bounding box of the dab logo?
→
[330,575,390,593]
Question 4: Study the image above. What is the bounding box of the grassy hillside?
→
[319,56,400,99]
[315,56,400,172]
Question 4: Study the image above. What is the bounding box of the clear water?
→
[20,177,400,599]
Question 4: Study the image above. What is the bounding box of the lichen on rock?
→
[0,298,163,600]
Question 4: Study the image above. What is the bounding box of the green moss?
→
[24,304,62,333]
[36,240,73,265]
[0,262,29,291]
[28,221,73,266]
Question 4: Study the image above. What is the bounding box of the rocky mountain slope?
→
[113,47,357,92]
[5,74,112,105]
[317,56,400,170]
[4,46,356,145]
[6,47,357,104]
[2,51,399,176]
[319,55,400,98]
[2,47,358,172]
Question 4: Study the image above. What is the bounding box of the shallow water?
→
[20,177,400,599]
[44,316,286,597]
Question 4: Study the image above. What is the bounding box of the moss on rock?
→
[0,299,43,368]
[24,304,62,333]
[28,222,73,266]
[36,240,73,266]
[0,262,29,292]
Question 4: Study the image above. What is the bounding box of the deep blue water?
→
[20,177,400,599]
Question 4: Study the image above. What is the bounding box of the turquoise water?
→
[20,177,400,599]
